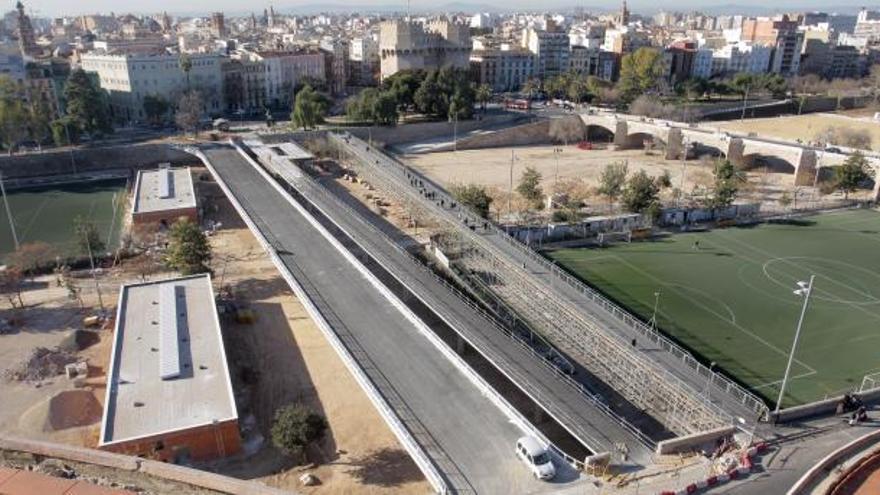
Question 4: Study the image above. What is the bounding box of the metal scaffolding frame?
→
[328,132,746,437]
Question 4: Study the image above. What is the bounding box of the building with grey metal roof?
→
[99,273,240,462]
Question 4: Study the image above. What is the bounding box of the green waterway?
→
[0,179,128,261]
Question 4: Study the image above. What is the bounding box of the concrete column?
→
[727,138,745,168]
[794,149,818,186]
[873,175,880,202]
[613,120,628,148]
[665,128,683,160]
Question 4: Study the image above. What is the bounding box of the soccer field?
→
[546,209,880,408]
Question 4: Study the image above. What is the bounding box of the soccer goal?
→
[597,230,632,247]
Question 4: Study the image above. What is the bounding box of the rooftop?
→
[132,167,197,215]
[100,274,237,447]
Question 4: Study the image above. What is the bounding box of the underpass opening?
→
[690,142,726,160]
[740,154,796,174]
[585,124,615,143]
[622,132,663,151]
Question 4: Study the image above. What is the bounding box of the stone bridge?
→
[580,112,880,200]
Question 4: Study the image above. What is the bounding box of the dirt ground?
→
[402,145,824,218]
[716,113,880,149]
[0,263,159,447]
[194,170,429,494]
[1,168,428,494]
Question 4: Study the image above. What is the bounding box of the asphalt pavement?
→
[200,145,571,494]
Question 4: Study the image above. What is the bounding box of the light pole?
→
[775,275,815,414]
[0,172,19,250]
[553,147,562,188]
[679,136,689,206]
[705,361,716,400]
[649,290,661,330]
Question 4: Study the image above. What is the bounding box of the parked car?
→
[515,436,556,480]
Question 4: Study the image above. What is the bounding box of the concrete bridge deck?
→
[197,144,582,494]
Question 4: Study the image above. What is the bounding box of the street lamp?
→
[649,290,661,330]
[774,275,815,414]
[553,147,562,188]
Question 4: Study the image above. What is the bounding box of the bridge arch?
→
[740,154,797,174]
[585,124,615,142]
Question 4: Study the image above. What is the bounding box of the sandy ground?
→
[716,113,880,149]
[402,145,822,218]
[194,171,429,494]
[0,263,159,447]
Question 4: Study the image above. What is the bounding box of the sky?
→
[16,0,867,19]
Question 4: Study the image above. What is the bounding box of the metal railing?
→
[329,132,769,423]
[195,144,460,494]
[251,142,657,456]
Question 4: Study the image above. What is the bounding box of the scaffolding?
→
[329,132,749,437]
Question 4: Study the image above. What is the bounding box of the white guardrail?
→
[240,140,631,466]
[184,144,450,494]
[328,132,770,421]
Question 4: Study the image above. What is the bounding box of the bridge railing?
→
[268,139,657,454]
[328,132,770,423]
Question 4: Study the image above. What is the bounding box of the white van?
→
[515,436,556,480]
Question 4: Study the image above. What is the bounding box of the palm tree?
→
[521,78,540,101]
[178,54,192,90]
[475,84,492,112]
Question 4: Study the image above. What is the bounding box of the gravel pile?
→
[4,347,78,383]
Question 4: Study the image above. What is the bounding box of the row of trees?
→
[0,68,113,152]
[345,67,477,125]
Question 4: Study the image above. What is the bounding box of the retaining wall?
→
[0,435,292,495]
[0,143,194,181]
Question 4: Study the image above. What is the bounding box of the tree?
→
[705,160,742,210]
[0,266,24,309]
[64,68,111,135]
[597,161,628,209]
[521,78,540,101]
[450,183,493,218]
[834,151,874,200]
[55,265,83,310]
[6,241,56,278]
[73,216,106,257]
[291,84,326,130]
[50,117,81,146]
[178,54,193,90]
[372,91,399,125]
[175,90,203,134]
[0,76,30,153]
[143,94,170,124]
[165,217,212,275]
[414,71,442,116]
[617,48,665,103]
[656,169,673,189]
[271,404,328,457]
[476,84,492,112]
[384,70,423,114]
[517,166,544,209]
[621,170,660,213]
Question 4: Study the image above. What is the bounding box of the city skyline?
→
[13,0,873,18]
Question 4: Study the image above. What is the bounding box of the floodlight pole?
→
[775,275,815,414]
[0,172,19,250]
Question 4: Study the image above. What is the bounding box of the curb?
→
[657,442,769,495]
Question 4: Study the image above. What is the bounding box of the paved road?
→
[199,145,570,494]
[331,132,762,428]
[248,140,653,465]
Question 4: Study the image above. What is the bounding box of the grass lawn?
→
[0,179,127,260]
[546,209,880,407]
